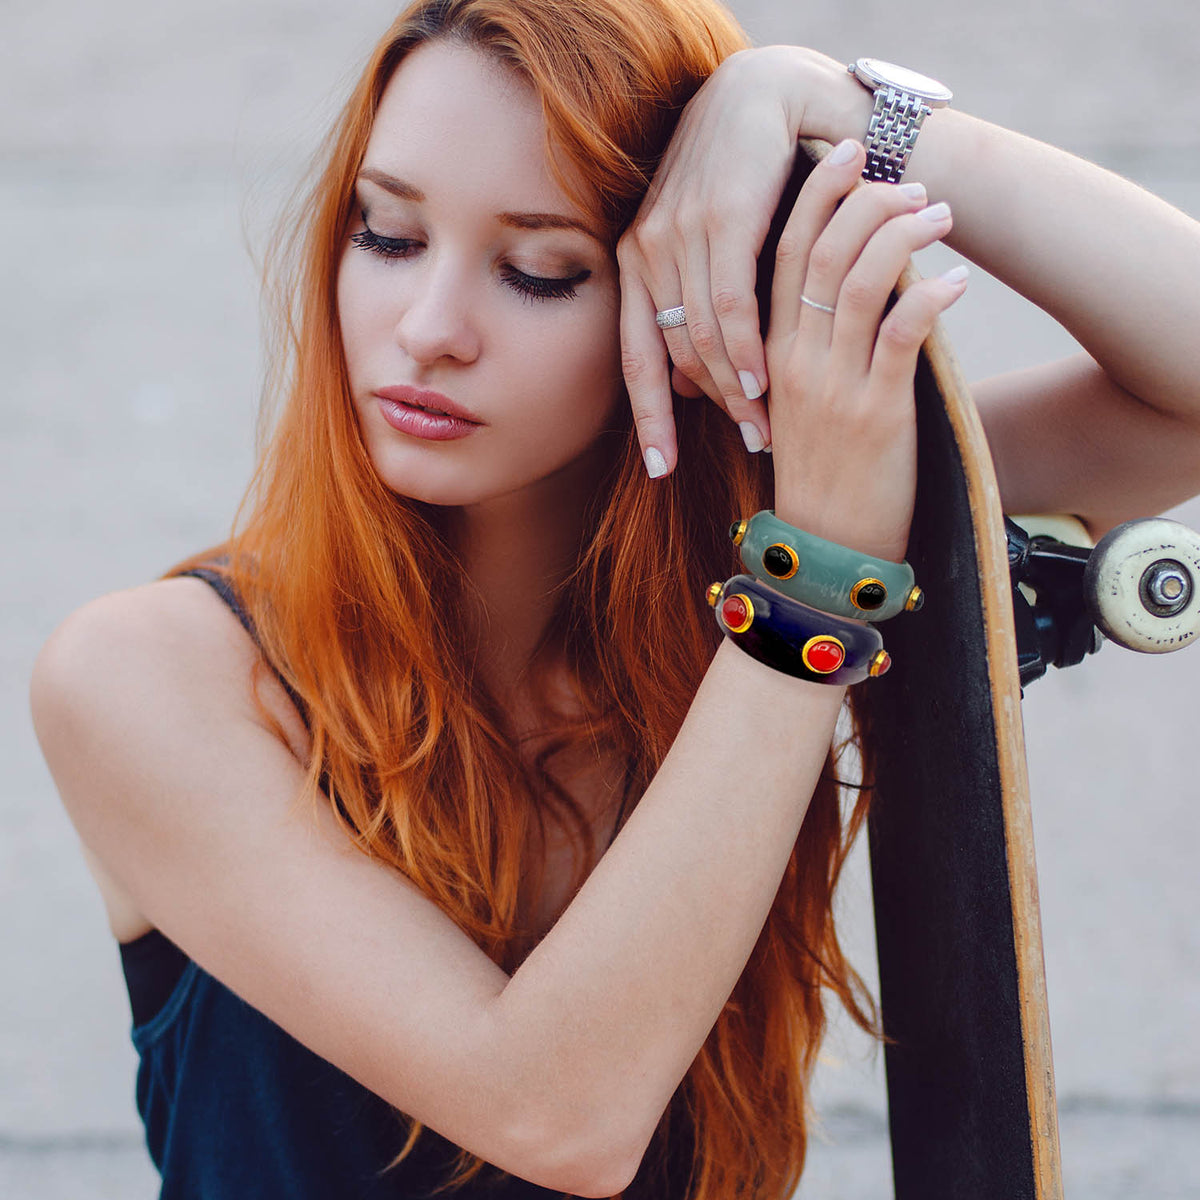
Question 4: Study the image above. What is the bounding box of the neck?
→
[445,436,618,707]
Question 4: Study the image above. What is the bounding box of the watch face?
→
[856,57,953,103]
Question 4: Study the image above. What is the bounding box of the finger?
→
[671,365,706,400]
[797,179,932,327]
[663,235,771,452]
[869,265,970,391]
[768,138,865,338]
[661,327,765,448]
[660,322,726,409]
[830,201,955,371]
[706,225,773,443]
[619,265,677,478]
[708,223,769,400]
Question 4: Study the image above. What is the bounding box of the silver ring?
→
[800,294,837,315]
[655,305,687,330]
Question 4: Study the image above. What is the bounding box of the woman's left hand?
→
[616,46,862,477]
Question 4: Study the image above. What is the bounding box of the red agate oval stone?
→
[803,637,845,674]
[720,594,752,632]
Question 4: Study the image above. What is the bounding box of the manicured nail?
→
[941,264,970,285]
[643,446,668,478]
[738,370,763,401]
[899,182,927,202]
[827,138,858,166]
[739,421,765,453]
[763,444,773,454]
[917,201,952,223]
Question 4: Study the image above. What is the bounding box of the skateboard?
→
[758,142,1200,1200]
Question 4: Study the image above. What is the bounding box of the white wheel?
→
[1083,518,1200,653]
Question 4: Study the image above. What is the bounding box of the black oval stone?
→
[763,545,795,577]
[855,581,887,610]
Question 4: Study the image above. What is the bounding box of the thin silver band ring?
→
[655,305,688,330]
[800,294,837,316]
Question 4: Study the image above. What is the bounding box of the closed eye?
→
[350,225,418,261]
[350,216,590,303]
[499,264,590,302]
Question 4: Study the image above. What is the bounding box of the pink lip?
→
[375,385,482,425]
[373,385,483,442]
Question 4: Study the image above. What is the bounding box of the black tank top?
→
[118,567,693,1198]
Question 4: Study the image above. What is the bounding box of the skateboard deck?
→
[758,143,1064,1200]
[858,277,1063,1199]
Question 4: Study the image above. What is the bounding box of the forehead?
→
[365,40,578,213]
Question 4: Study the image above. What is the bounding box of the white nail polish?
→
[917,201,952,223]
[643,446,668,478]
[940,264,970,285]
[738,370,763,401]
[739,421,765,453]
[899,182,927,202]
[827,138,858,166]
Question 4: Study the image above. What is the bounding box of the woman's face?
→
[338,39,625,511]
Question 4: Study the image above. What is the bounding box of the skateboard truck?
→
[1006,515,1200,687]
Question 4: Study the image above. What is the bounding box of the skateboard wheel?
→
[1083,518,1200,653]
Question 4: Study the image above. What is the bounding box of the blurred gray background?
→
[3,1,1198,1196]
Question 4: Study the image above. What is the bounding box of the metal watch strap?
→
[863,86,933,183]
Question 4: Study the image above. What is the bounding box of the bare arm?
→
[31,576,844,1196]
[971,354,1200,538]
[619,46,1200,529]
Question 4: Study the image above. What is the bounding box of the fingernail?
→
[643,446,668,478]
[940,264,970,285]
[738,370,763,401]
[763,444,773,455]
[827,138,858,166]
[739,421,765,453]
[917,201,952,223]
[899,182,927,202]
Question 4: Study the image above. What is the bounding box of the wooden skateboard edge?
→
[913,289,1065,1200]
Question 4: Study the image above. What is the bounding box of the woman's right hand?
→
[764,139,968,564]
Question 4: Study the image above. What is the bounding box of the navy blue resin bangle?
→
[706,575,893,685]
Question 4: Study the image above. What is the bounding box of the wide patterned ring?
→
[655,305,688,330]
[730,510,923,621]
[707,575,892,685]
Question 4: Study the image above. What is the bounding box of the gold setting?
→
[763,542,799,580]
[705,581,723,608]
[850,577,888,611]
[868,649,892,677]
[905,585,924,612]
[801,634,845,674]
[723,593,755,634]
[729,518,748,546]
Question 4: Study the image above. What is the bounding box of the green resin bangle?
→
[730,510,923,621]
[706,575,893,685]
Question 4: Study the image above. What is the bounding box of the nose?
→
[393,254,482,367]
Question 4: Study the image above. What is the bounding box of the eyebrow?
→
[357,168,602,242]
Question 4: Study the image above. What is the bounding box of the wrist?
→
[776,46,874,146]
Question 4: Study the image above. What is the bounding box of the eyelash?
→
[349,219,591,303]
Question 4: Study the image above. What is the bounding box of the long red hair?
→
[171,1,877,1195]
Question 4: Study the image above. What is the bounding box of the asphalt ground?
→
[4,1,1199,1195]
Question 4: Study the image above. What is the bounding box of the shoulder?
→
[30,577,262,942]
[32,575,309,795]
[34,575,253,689]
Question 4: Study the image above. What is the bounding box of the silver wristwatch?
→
[848,58,952,184]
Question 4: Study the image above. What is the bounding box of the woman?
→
[29,1,1200,1198]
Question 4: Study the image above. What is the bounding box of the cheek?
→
[553,285,624,416]
[336,254,384,381]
